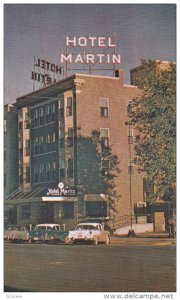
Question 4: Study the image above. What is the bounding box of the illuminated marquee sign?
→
[46,182,76,197]
[31,57,62,85]
[60,36,121,64]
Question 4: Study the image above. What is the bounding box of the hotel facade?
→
[5,69,149,229]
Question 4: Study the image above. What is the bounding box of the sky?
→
[4,3,176,104]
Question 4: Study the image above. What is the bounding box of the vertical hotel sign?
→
[60,36,121,64]
[31,58,62,86]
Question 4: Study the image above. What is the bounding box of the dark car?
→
[28,223,68,243]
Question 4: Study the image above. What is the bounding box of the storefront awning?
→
[42,197,78,202]
[5,197,42,205]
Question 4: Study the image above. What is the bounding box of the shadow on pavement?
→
[4,285,33,292]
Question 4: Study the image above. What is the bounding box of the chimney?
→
[115,69,124,85]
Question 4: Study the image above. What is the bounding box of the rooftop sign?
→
[31,57,62,87]
[60,36,121,66]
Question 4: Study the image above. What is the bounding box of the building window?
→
[100,128,109,151]
[50,103,56,122]
[25,166,30,183]
[34,165,39,182]
[21,204,31,219]
[127,100,135,116]
[100,98,109,117]
[34,137,39,154]
[66,97,73,116]
[39,136,44,153]
[52,162,56,180]
[61,202,74,219]
[52,133,56,151]
[24,112,30,128]
[85,201,107,218]
[59,99,64,118]
[25,140,30,156]
[67,128,73,147]
[39,164,45,182]
[59,159,65,179]
[46,134,52,152]
[39,107,44,125]
[33,109,39,127]
[19,166,23,184]
[46,163,51,181]
[19,141,23,157]
[59,127,65,148]
[67,158,73,178]
[46,105,50,122]
[101,159,110,177]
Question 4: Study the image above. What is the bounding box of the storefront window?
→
[21,204,31,219]
[61,202,74,219]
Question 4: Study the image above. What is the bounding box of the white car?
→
[67,222,110,245]
[4,225,29,242]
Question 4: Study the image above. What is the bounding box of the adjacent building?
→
[4,104,19,224]
[4,104,19,195]
[5,70,148,229]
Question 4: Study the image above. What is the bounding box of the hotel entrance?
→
[39,203,54,223]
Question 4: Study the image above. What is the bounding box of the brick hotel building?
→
[5,69,148,229]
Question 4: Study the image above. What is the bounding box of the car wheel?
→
[93,238,99,245]
[105,235,110,244]
[65,237,73,244]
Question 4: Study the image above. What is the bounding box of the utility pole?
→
[127,121,135,237]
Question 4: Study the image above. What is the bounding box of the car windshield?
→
[35,225,61,231]
[52,226,61,231]
[76,225,98,230]
[35,226,47,230]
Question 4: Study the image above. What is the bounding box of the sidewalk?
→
[113,223,176,240]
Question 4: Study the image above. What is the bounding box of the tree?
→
[76,130,121,221]
[129,60,176,203]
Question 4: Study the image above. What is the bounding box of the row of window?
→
[21,128,108,157]
[31,98,73,128]
[32,159,73,183]
[18,98,134,133]
[31,103,56,127]
[31,128,74,156]
[19,156,109,184]
[32,133,56,155]
[33,162,57,182]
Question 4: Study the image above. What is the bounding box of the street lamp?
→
[127,121,135,238]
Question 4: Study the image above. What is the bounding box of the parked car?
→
[4,225,29,242]
[67,222,110,245]
[28,223,68,243]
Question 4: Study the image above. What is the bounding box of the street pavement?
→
[4,235,176,293]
